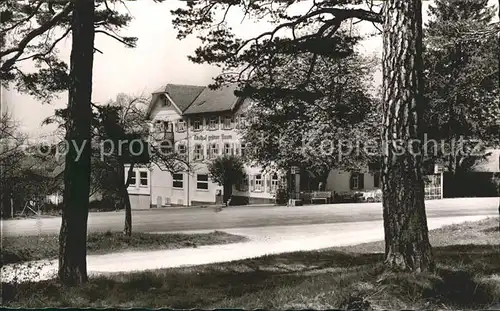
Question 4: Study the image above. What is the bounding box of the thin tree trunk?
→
[319,167,330,191]
[122,162,134,236]
[58,0,95,286]
[0,177,4,218]
[223,182,232,205]
[496,175,500,232]
[1,187,11,218]
[381,0,434,272]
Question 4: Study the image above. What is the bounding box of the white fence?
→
[424,174,443,200]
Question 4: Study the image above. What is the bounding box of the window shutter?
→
[350,174,355,190]
[250,175,255,191]
[359,173,365,189]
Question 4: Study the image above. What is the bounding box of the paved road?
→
[2,198,498,237]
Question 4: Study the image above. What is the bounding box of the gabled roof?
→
[183,84,243,115]
[162,84,206,112]
[146,84,205,118]
[146,83,245,118]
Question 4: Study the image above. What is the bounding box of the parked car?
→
[355,189,383,202]
[333,192,364,203]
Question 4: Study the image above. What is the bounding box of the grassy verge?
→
[1,231,248,266]
[2,218,499,309]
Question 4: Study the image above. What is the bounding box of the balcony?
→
[151,121,174,142]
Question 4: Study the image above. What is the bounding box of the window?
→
[159,141,172,155]
[176,120,186,132]
[251,174,263,192]
[192,118,202,131]
[350,173,364,190]
[208,116,219,130]
[194,144,204,161]
[152,121,163,140]
[223,115,233,129]
[172,173,183,189]
[153,121,172,140]
[224,143,233,155]
[178,144,187,156]
[237,114,246,129]
[165,121,172,132]
[157,121,171,133]
[373,171,381,188]
[139,171,148,187]
[351,174,359,190]
[209,143,219,159]
[128,170,136,186]
[159,94,170,107]
[154,120,163,132]
[236,174,248,191]
[197,174,209,190]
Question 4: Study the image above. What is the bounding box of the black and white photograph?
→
[1,0,499,309]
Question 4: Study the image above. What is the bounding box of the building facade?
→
[126,84,443,208]
[126,84,279,208]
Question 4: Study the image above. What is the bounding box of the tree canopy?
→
[208,154,245,204]
[0,0,163,102]
[172,0,383,93]
[241,50,380,180]
[422,0,500,172]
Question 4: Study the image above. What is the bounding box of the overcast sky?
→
[1,0,496,139]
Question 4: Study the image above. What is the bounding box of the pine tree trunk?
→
[122,163,134,236]
[58,0,95,286]
[381,0,434,272]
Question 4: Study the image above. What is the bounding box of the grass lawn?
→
[2,218,499,310]
[1,231,247,266]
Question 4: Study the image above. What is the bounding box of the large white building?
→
[126,84,443,209]
[126,84,282,209]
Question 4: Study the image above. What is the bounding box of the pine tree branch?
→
[94,29,136,48]
[16,27,71,62]
[0,1,73,72]
[236,8,382,54]
[0,1,45,35]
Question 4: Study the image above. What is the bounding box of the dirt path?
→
[1,214,494,283]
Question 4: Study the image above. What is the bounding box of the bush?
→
[275,187,289,205]
[334,193,363,203]
[228,196,249,206]
[89,198,117,212]
[40,202,63,215]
